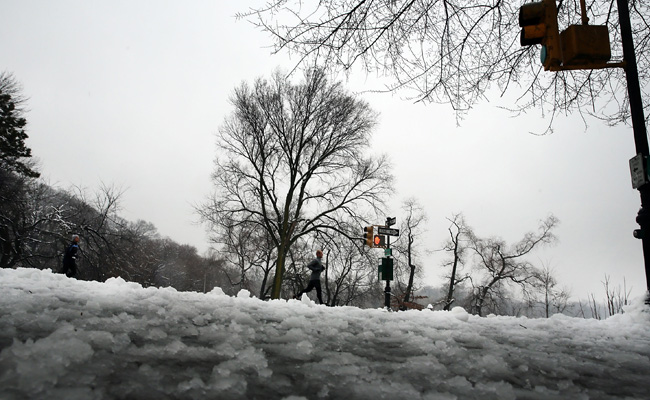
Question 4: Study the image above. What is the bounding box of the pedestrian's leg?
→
[299,281,317,299]
[315,281,323,304]
[68,263,77,277]
[296,281,313,299]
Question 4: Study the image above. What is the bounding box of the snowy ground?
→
[1,268,649,400]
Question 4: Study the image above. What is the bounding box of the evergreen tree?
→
[0,72,39,178]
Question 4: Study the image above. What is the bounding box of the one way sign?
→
[377,227,399,236]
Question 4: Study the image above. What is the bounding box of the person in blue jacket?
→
[61,234,80,277]
[295,250,325,304]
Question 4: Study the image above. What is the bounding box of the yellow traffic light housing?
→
[519,0,615,71]
[519,2,545,46]
[364,226,374,247]
[519,0,562,71]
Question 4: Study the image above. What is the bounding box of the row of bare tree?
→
[3,67,620,315]
[0,168,228,291]
[1,72,232,292]
[439,213,563,316]
[2,158,622,316]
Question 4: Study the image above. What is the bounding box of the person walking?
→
[61,234,80,278]
[295,250,325,304]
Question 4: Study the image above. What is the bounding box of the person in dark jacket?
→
[61,234,80,277]
[295,250,325,304]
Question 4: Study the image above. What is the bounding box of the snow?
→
[1,268,649,400]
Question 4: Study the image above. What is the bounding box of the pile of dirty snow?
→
[1,268,649,399]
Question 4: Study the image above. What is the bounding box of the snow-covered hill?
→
[1,268,649,399]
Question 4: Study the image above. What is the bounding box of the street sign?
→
[386,217,396,226]
[377,227,399,236]
[630,154,647,189]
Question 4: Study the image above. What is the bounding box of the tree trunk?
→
[259,262,271,299]
[475,286,491,317]
[444,238,460,311]
[271,242,287,299]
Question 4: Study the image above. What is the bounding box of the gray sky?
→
[1,1,646,300]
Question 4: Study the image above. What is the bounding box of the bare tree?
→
[536,263,571,318]
[198,69,392,299]
[391,198,427,305]
[209,217,275,296]
[589,293,603,320]
[440,213,471,311]
[581,275,631,319]
[602,274,632,316]
[241,1,650,128]
[0,173,60,269]
[468,215,559,316]
[65,183,129,281]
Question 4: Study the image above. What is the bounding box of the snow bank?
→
[1,268,649,399]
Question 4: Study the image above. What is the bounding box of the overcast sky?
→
[1,1,647,300]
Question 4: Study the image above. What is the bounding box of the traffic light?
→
[519,0,561,71]
[519,2,545,46]
[364,226,374,247]
[373,234,386,248]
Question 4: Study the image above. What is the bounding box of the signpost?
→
[363,218,401,309]
[381,217,399,309]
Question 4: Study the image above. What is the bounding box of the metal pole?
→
[617,0,650,300]
[384,281,391,309]
[579,0,589,25]
[384,221,391,310]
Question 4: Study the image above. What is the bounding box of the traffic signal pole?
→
[385,231,391,310]
[367,218,397,309]
[519,0,649,300]
[617,0,650,301]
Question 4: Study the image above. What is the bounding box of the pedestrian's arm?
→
[306,259,319,271]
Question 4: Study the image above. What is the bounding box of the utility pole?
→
[617,0,650,300]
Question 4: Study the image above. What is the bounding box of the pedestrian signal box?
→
[560,24,610,66]
[373,234,386,248]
